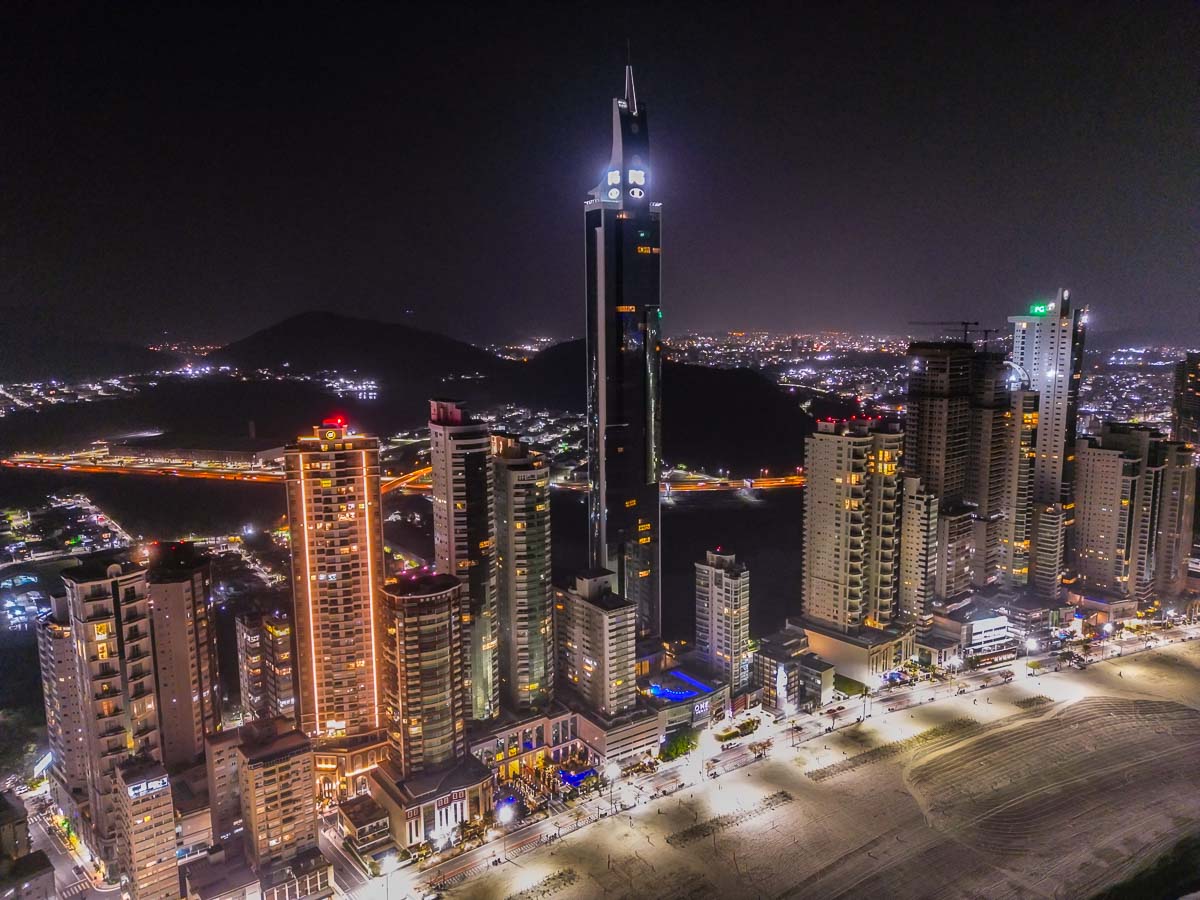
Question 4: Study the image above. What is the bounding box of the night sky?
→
[5,3,1196,346]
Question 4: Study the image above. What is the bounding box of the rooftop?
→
[385,572,461,598]
[338,794,388,829]
[239,727,311,766]
[373,755,492,809]
[61,555,141,583]
[0,850,53,887]
[183,847,258,900]
[0,791,26,826]
[801,616,912,648]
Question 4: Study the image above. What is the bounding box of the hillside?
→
[4,312,853,474]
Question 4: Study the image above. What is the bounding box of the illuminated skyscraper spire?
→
[585,67,663,641]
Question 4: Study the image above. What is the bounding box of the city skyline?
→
[2,18,1198,900]
[5,4,1197,347]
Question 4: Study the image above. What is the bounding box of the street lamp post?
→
[604,762,620,814]
[497,803,515,859]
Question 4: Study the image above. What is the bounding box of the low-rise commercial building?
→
[753,624,835,713]
[368,757,493,850]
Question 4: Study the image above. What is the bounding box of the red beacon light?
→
[321,415,348,428]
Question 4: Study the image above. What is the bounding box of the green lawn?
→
[834,674,868,696]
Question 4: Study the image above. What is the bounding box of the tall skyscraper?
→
[1075,424,1196,603]
[429,399,499,721]
[236,611,296,724]
[801,421,913,682]
[694,550,752,694]
[1008,289,1087,599]
[491,434,554,712]
[1154,440,1196,601]
[586,65,664,641]
[147,542,220,767]
[898,474,938,624]
[556,571,637,718]
[63,560,162,865]
[284,420,384,739]
[37,594,87,820]
[1000,389,1040,587]
[803,421,903,632]
[904,342,972,500]
[114,760,178,900]
[967,351,1012,587]
[904,342,975,600]
[1173,351,1200,445]
[379,573,467,777]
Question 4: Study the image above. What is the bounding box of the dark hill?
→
[26,311,856,477]
[215,315,860,474]
[213,310,508,382]
[519,338,837,474]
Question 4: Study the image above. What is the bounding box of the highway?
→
[3,457,804,494]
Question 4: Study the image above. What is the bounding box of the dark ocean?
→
[0,467,802,641]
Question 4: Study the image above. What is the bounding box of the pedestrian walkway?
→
[60,878,90,898]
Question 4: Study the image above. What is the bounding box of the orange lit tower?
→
[285,419,384,739]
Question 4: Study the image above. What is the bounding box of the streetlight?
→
[604,762,620,813]
[497,804,515,859]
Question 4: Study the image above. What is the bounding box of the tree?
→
[660,727,699,761]
[965,656,982,671]
[981,676,993,689]
[1027,660,1043,676]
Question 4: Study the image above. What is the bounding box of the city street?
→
[343,621,1200,898]
[22,790,115,900]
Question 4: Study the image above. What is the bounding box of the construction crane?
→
[908,320,980,342]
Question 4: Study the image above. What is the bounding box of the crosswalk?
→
[60,878,90,898]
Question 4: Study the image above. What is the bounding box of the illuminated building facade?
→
[115,760,178,900]
[147,542,220,767]
[694,550,752,694]
[284,420,384,739]
[803,421,903,631]
[236,611,296,724]
[586,65,664,641]
[1074,424,1196,603]
[1000,389,1039,587]
[36,594,87,825]
[429,399,499,721]
[491,434,554,711]
[556,570,637,718]
[379,573,467,777]
[1008,289,1087,599]
[898,474,938,624]
[63,561,162,865]
[237,727,317,872]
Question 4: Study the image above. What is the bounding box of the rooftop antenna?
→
[624,39,638,115]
